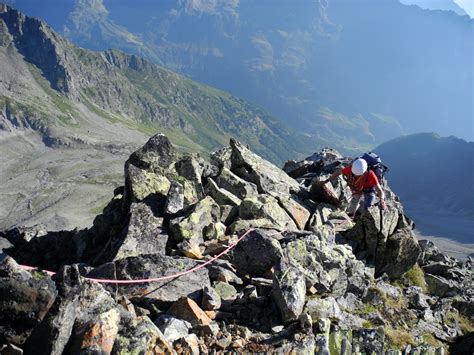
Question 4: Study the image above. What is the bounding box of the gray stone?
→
[216,167,258,199]
[202,286,221,311]
[155,315,191,343]
[234,194,298,231]
[214,281,237,301]
[109,202,168,261]
[229,139,301,195]
[273,262,306,323]
[352,328,385,355]
[124,163,171,203]
[175,155,204,183]
[127,134,177,171]
[233,229,283,277]
[86,254,210,303]
[113,314,173,354]
[210,147,232,170]
[165,180,184,214]
[425,274,461,298]
[169,196,220,258]
[206,178,241,206]
[276,195,311,230]
[0,257,57,345]
[23,265,82,355]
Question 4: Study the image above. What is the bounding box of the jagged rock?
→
[210,147,232,170]
[310,180,341,207]
[352,328,385,355]
[276,196,311,230]
[213,281,237,301]
[233,229,283,277]
[272,262,306,323]
[305,297,342,321]
[0,257,57,345]
[169,196,221,258]
[106,202,168,262]
[203,222,227,241]
[86,255,210,303]
[216,167,258,199]
[165,180,184,214]
[229,139,301,195]
[345,206,420,278]
[168,297,212,326]
[202,286,222,311]
[124,163,171,203]
[206,178,241,206]
[66,280,121,354]
[377,227,422,279]
[112,314,173,354]
[154,315,191,343]
[283,159,324,179]
[175,155,204,183]
[425,274,462,298]
[127,134,177,171]
[175,333,200,355]
[274,333,316,354]
[219,204,238,225]
[23,265,82,355]
[69,308,120,354]
[207,264,243,284]
[306,148,343,162]
[232,194,298,231]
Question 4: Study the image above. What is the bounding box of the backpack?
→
[361,152,389,181]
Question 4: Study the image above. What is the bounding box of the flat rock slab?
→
[87,254,210,303]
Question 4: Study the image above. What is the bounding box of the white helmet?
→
[351,158,368,176]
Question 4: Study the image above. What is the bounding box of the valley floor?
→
[407,208,474,260]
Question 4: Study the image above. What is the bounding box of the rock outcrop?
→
[1,134,471,353]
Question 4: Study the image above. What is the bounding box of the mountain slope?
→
[10,0,473,149]
[375,133,474,218]
[0,4,314,230]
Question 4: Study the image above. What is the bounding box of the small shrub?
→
[404,264,428,293]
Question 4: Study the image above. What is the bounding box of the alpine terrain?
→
[0,4,312,231]
[0,134,472,353]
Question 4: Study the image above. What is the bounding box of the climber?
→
[320,158,386,217]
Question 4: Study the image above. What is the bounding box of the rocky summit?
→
[0,134,472,354]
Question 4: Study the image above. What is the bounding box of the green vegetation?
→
[421,333,443,348]
[384,327,416,348]
[404,265,428,293]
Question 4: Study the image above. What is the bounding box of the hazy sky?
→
[454,0,474,17]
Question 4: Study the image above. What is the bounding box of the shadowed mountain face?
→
[0,4,314,230]
[374,133,474,246]
[8,0,473,150]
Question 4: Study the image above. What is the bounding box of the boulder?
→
[213,281,237,301]
[165,180,184,214]
[0,257,57,345]
[66,280,120,354]
[112,314,173,354]
[23,265,82,355]
[106,202,168,262]
[352,328,385,355]
[86,254,210,303]
[68,308,120,354]
[233,194,298,231]
[206,178,241,206]
[202,286,222,311]
[425,274,462,298]
[376,227,421,279]
[233,229,283,277]
[154,314,191,343]
[169,196,220,258]
[215,167,258,199]
[229,139,301,195]
[124,163,171,203]
[127,133,177,171]
[175,155,204,183]
[168,297,212,326]
[276,196,311,230]
[272,262,306,323]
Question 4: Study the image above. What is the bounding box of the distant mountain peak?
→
[399,0,469,17]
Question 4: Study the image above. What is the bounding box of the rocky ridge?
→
[1,134,472,354]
